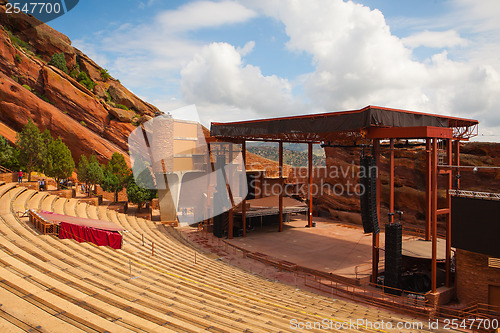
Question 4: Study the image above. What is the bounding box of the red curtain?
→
[59,222,122,249]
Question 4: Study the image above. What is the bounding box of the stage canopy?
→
[211,105,478,143]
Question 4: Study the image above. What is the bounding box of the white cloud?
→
[236,40,255,57]
[242,0,500,127]
[74,0,500,141]
[402,30,468,48]
[156,1,256,32]
[180,42,304,121]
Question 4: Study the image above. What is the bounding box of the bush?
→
[22,84,31,91]
[34,92,50,103]
[11,75,19,83]
[69,69,79,79]
[80,120,87,127]
[6,29,33,54]
[76,71,97,91]
[115,103,129,111]
[100,68,110,81]
[48,53,68,73]
[15,54,21,63]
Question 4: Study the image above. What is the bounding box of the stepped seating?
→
[0,183,431,332]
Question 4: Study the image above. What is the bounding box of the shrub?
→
[48,53,68,73]
[69,69,79,79]
[22,84,31,91]
[76,71,97,91]
[34,92,50,103]
[14,54,22,63]
[80,120,87,127]
[100,68,110,81]
[11,75,19,83]
[115,103,129,111]
[6,29,33,54]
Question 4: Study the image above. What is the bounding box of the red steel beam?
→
[242,140,247,237]
[454,140,460,189]
[308,142,313,228]
[389,139,394,223]
[367,126,453,139]
[431,138,438,293]
[279,141,284,232]
[446,139,452,287]
[425,139,431,241]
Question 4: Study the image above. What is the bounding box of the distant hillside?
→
[247,146,325,167]
[248,142,325,157]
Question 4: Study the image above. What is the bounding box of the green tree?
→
[126,175,156,211]
[0,136,19,171]
[86,160,104,196]
[103,153,131,201]
[39,129,53,174]
[76,154,89,185]
[44,138,75,188]
[16,120,43,181]
[48,53,68,73]
[101,170,122,201]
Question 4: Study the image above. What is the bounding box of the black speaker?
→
[213,211,228,238]
[360,156,379,234]
[384,223,402,295]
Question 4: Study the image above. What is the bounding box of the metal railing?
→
[449,189,500,201]
[196,229,435,317]
[0,165,13,174]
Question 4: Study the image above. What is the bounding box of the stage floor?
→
[226,214,418,281]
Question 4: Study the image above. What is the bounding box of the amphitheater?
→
[0,181,451,332]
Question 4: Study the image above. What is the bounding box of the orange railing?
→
[0,165,13,174]
[197,228,435,318]
[435,303,500,332]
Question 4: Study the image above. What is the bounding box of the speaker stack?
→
[213,154,229,238]
[384,222,403,295]
[213,211,228,238]
[359,155,380,234]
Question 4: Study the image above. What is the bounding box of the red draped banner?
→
[59,222,122,249]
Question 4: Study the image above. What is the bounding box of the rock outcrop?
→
[0,5,162,164]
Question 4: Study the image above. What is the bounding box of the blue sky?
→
[48,0,500,140]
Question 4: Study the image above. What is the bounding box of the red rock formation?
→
[0,6,162,165]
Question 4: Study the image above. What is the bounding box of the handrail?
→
[216,233,434,317]
[0,165,13,173]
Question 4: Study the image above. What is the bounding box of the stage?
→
[225,214,439,284]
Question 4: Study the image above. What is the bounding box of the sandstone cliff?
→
[0,5,160,164]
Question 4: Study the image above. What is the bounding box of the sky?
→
[48,0,500,141]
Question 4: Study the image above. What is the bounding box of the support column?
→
[389,138,395,224]
[425,139,432,241]
[431,138,438,293]
[371,139,381,284]
[446,139,452,287]
[453,140,460,190]
[308,142,313,228]
[242,141,247,237]
[279,141,284,232]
